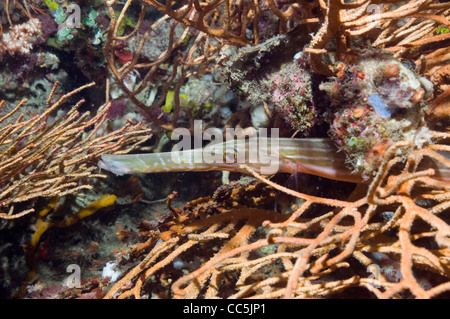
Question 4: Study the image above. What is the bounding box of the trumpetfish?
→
[98,138,450,184]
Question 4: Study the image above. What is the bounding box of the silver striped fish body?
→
[98,137,449,183]
[99,138,288,175]
[417,150,450,182]
[278,139,450,183]
[276,138,362,183]
[98,139,243,175]
[98,137,358,181]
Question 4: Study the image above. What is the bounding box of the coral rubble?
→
[320,51,435,178]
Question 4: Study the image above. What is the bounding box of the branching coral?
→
[138,0,318,45]
[105,0,449,134]
[102,0,325,130]
[103,0,225,130]
[0,82,153,219]
[95,0,450,300]
[306,0,450,75]
[103,130,450,299]
[2,0,447,299]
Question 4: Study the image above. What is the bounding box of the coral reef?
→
[0,82,152,220]
[320,51,434,178]
[0,0,448,301]
[100,135,450,299]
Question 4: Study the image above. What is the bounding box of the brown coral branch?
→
[0,82,153,219]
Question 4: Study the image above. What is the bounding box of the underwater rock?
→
[320,51,434,179]
[221,30,315,133]
[221,26,311,108]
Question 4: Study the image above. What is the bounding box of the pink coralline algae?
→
[107,99,127,119]
[269,53,315,133]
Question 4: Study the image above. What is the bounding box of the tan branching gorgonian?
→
[0,82,153,220]
[103,0,324,129]
[104,0,450,126]
[139,0,320,45]
[104,130,450,299]
[306,0,450,74]
[98,0,450,299]
[104,0,228,129]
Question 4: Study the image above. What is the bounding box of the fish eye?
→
[223,148,238,163]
